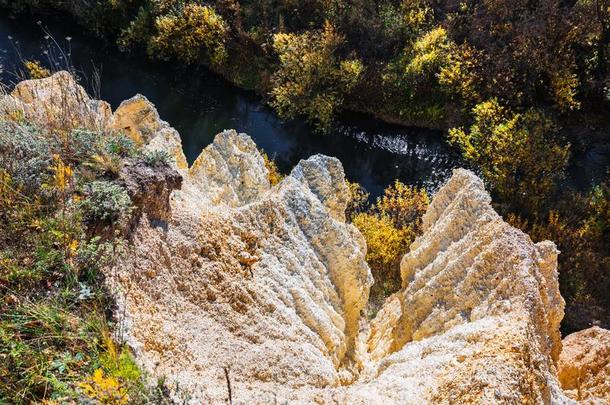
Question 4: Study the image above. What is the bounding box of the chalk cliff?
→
[3,72,607,404]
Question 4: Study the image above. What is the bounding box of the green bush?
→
[81,180,132,223]
[449,99,570,211]
[142,149,171,167]
[270,22,363,132]
[0,121,52,192]
[105,133,138,158]
[148,3,228,65]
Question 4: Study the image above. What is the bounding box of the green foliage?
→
[449,99,570,211]
[142,149,171,167]
[382,26,452,124]
[0,113,160,403]
[507,182,610,330]
[105,133,138,158]
[9,0,610,128]
[81,180,133,223]
[118,3,157,51]
[270,22,363,131]
[438,43,481,105]
[0,301,91,401]
[402,27,450,80]
[0,121,52,192]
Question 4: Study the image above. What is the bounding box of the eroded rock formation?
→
[3,72,608,404]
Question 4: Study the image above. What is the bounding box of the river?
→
[0,14,606,198]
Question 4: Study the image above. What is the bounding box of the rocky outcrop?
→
[0,71,111,130]
[119,160,182,224]
[111,136,373,402]
[109,116,570,402]
[110,95,188,170]
[559,327,610,403]
[365,170,567,403]
[6,71,607,404]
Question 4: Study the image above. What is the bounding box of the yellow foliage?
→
[449,99,570,210]
[376,180,429,231]
[99,328,142,384]
[550,70,581,112]
[403,26,450,79]
[261,151,284,186]
[79,368,129,404]
[351,181,428,294]
[50,154,73,190]
[77,331,142,403]
[149,4,227,65]
[67,239,79,257]
[271,21,363,131]
[90,153,122,175]
[103,329,118,363]
[24,60,51,79]
[353,213,414,277]
[403,0,433,28]
[0,169,14,206]
[6,108,25,123]
[339,59,364,88]
[439,43,481,103]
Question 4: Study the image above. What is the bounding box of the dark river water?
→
[0,15,606,197]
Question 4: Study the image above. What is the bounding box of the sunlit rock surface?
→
[7,71,608,404]
[1,71,111,130]
[559,327,610,403]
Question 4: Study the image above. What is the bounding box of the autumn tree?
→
[383,26,453,124]
[270,22,363,131]
[376,180,429,231]
[148,3,228,65]
[449,99,570,212]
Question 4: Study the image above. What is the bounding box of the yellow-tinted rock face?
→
[1,71,111,130]
[559,327,610,403]
[109,95,189,170]
[7,71,594,404]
